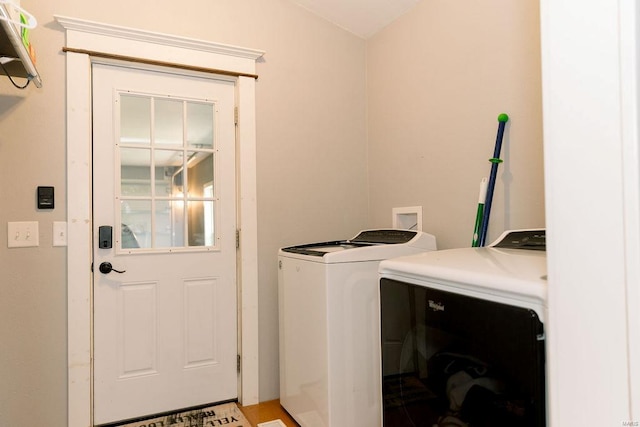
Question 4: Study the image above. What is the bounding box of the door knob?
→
[99,262,126,274]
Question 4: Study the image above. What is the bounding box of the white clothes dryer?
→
[378,229,547,427]
[278,229,438,427]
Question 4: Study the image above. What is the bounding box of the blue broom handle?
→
[479,117,507,246]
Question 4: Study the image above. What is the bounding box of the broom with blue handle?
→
[471,177,488,247]
[478,113,509,247]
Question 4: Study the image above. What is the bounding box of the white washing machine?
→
[278,229,438,427]
[378,229,547,426]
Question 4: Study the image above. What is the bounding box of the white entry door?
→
[92,63,238,425]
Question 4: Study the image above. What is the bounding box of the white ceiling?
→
[288,0,421,39]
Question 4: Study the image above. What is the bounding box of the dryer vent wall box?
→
[392,206,422,231]
[278,229,438,427]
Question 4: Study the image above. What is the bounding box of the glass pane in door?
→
[155,149,183,197]
[120,147,151,197]
[120,200,151,249]
[120,95,151,145]
[155,98,184,146]
[186,152,214,197]
[187,102,214,148]
[187,200,216,247]
[155,200,185,248]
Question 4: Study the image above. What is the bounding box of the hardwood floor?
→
[239,399,300,427]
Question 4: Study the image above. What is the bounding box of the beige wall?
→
[367,0,544,249]
[0,0,544,425]
[0,0,367,425]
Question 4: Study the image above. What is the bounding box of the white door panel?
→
[92,63,237,425]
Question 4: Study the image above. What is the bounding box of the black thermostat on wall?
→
[37,186,54,209]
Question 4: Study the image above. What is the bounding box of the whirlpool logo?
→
[428,300,445,312]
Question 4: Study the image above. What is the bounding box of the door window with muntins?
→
[117,92,218,252]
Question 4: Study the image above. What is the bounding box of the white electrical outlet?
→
[53,221,67,247]
[7,221,39,248]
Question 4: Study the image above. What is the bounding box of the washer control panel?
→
[492,229,546,251]
[350,229,417,245]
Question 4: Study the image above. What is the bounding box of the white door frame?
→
[540,0,640,423]
[56,16,264,427]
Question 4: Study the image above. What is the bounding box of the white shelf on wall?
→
[0,3,41,88]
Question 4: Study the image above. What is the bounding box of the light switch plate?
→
[53,221,67,247]
[7,221,39,248]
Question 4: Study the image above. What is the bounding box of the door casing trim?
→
[56,15,263,426]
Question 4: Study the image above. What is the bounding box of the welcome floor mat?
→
[116,402,250,427]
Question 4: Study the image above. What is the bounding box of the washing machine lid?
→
[379,244,547,305]
[279,229,437,263]
[280,240,362,256]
